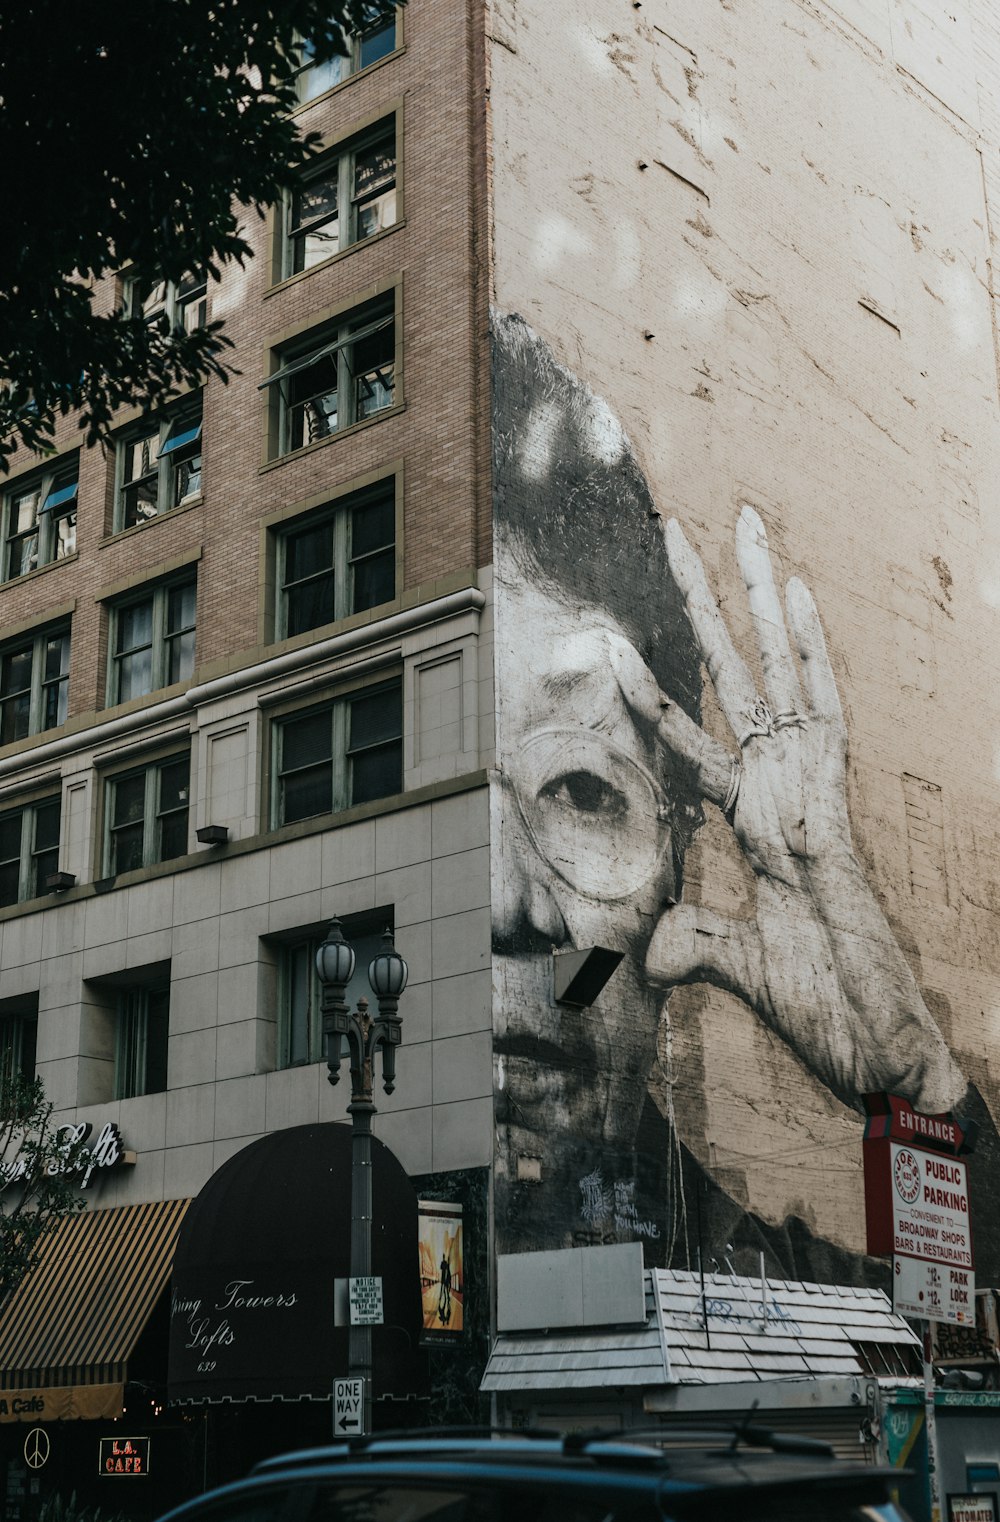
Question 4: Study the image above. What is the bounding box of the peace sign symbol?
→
[24,1426,50,1469]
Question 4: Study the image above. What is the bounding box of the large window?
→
[0,626,70,745]
[2,459,78,581]
[105,754,190,875]
[279,918,387,1068]
[276,482,395,639]
[285,120,396,277]
[0,796,60,906]
[115,984,169,1099]
[0,999,38,1085]
[109,575,196,705]
[265,296,394,455]
[293,8,397,103]
[273,681,402,827]
[125,272,208,334]
[116,402,202,530]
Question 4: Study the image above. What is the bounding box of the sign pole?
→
[923,1319,941,1522]
[348,1084,375,1438]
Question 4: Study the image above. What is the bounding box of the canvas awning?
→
[0,1198,190,1422]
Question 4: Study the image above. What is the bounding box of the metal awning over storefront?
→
[0,1198,190,1422]
[483,1248,922,1397]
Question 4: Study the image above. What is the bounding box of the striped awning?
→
[0,1198,190,1421]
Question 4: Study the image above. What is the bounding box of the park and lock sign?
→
[348,1276,384,1325]
[863,1093,976,1326]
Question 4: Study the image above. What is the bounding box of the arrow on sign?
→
[338,1411,360,1432]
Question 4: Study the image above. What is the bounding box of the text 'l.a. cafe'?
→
[0,1120,464,1522]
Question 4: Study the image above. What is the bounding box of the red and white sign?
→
[863,1095,975,1326]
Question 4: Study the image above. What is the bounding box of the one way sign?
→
[333,1377,366,1436]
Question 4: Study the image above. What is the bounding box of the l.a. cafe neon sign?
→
[0,1121,135,1193]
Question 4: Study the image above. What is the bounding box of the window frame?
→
[124,271,208,334]
[274,479,396,641]
[107,573,197,707]
[0,1002,38,1085]
[292,7,400,105]
[0,623,71,746]
[114,400,203,532]
[1,457,79,582]
[283,116,398,280]
[103,752,191,877]
[264,294,397,458]
[269,677,403,830]
[0,793,62,907]
[114,984,169,1100]
[277,914,390,1070]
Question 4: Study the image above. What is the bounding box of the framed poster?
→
[948,1495,998,1522]
[418,1200,463,1344]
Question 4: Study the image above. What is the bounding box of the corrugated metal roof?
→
[481,1265,920,1394]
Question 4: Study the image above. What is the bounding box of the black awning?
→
[167,1123,425,1405]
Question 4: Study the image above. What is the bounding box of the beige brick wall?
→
[488,0,1000,1258]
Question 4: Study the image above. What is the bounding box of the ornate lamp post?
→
[315,918,408,1437]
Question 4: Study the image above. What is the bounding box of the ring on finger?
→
[737,697,774,748]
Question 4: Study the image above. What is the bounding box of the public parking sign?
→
[863,1094,976,1326]
[333,1378,365,1436]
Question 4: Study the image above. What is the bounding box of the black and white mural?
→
[491,312,999,1284]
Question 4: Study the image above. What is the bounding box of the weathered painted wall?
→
[488,0,1000,1283]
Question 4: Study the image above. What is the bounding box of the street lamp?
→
[316,918,408,1437]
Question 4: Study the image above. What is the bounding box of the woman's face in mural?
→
[492,315,968,1189]
[493,573,680,1149]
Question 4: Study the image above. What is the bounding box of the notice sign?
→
[99,1437,150,1476]
[948,1497,998,1522]
[890,1142,974,1325]
[349,1276,383,1325]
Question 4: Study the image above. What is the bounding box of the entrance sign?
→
[349,1276,383,1325]
[863,1094,976,1327]
[333,1377,365,1435]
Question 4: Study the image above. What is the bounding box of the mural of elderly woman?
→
[491,311,996,1282]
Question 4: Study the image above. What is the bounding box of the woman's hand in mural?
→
[628,505,964,1114]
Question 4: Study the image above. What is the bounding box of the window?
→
[115,984,169,1099]
[0,1000,38,1085]
[0,626,70,744]
[276,483,395,639]
[116,401,203,530]
[105,754,190,875]
[125,272,208,334]
[109,575,196,704]
[273,681,402,826]
[279,918,387,1068]
[0,796,60,906]
[285,120,396,276]
[293,7,397,103]
[265,295,395,455]
[2,460,78,580]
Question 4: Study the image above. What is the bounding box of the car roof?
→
[157,1428,905,1522]
[250,1430,901,1491]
